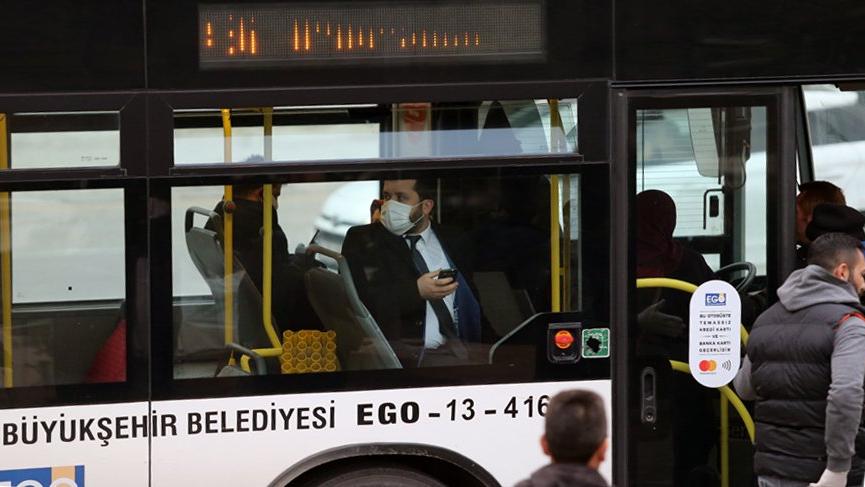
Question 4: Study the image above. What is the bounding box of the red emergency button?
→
[554,330,574,349]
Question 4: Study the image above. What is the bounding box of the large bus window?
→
[172,100,579,165]
[803,84,865,211]
[0,188,126,388]
[171,171,607,379]
[3,111,119,169]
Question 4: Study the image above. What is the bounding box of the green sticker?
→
[581,328,610,359]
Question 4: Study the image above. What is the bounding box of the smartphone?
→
[437,269,458,280]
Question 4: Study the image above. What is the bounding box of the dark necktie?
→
[405,234,468,360]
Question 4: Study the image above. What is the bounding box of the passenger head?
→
[542,389,608,468]
[807,232,865,296]
[805,203,865,243]
[232,183,282,208]
[380,179,437,235]
[797,181,845,243]
[636,190,682,277]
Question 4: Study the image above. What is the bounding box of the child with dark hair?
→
[515,389,609,487]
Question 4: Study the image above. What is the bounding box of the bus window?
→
[171,170,608,378]
[636,106,768,277]
[0,188,126,388]
[5,111,119,169]
[803,84,865,211]
[172,100,579,165]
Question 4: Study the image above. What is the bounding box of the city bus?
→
[1,0,865,486]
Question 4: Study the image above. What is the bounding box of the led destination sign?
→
[199,1,545,68]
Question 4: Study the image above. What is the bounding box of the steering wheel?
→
[715,261,757,292]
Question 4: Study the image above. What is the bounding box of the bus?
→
[1,0,864,486]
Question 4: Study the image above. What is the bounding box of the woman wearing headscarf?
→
[636,189,715,360]
[635,189,718,487]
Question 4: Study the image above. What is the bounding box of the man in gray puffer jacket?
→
[735,232,865,487]
[515,389,609,487]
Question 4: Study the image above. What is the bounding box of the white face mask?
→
[380,200,423,235]
[271,197,279,210]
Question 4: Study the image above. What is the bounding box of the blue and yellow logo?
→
[705,292,727,306]
[0,465,84,487]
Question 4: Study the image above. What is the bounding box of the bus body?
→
[1,1,864,486]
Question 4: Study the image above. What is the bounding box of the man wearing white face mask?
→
[207,179,322,334]
[342,178,489,367]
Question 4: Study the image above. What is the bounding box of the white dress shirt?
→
[406,225,455,349]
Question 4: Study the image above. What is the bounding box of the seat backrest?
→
[303,244,401,370]
[184,207,273,349]
[473,271,533,337]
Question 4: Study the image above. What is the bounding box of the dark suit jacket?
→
[208,199,321,333]
[341,221,492,366]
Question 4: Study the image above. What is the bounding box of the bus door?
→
[613,87,798,487]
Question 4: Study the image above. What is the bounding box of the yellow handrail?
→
[236,109,283,374]
[550,175,560,312]
[221,109,234,346]
[636,277,749,346]
[240,347,282,374]
[669,360,755,443]
[640,277,753,487]
[0,113,11,388]
[260,184,280,349]
[254,107,282,366]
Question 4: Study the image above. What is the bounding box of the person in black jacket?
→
[207,182,321,334]
[635,189,718,487]
[515,389,609,487]
[735,233,865,487]
[635,189,715,359]
[341,178,491,367]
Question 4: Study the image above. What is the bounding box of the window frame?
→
[150,161,611,402]
[611,85,798,486]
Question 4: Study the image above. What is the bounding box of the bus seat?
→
[473,271,534,337]
[303,244,401,370]
[216,343,267,376]
[85,302,127,383]
[184,207,274,351]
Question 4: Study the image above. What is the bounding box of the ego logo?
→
[0,465,84,487]
[705,293,727,306]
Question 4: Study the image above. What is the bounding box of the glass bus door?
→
[614,88,797,487]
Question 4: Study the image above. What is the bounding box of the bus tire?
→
[294,462,447,487]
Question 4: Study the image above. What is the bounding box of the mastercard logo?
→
[698,360,717,372]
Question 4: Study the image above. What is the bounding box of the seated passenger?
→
[207,179,321,334]
[635,189,718,487]
[341,178,492,367]
[636,189,714,359]
[796,181,845,267]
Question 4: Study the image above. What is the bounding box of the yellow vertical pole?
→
[550,175,561,312]
[549,99,569,311]
[261,184,279,348]
[221,109,234,346]
[260,109,280,348]
[0,114,10,388]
